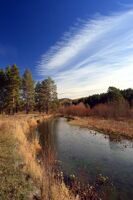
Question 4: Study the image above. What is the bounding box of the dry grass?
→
[70,117,133,139]
[0,116,42,183]
[51,182,77,200]
[0,123,36,199]
[0,114,76,200]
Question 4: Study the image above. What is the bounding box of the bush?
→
[90,100,132,119]
[60,101,133,119]
[59,103,90,117]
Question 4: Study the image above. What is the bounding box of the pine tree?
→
[0,69,6,113]
[22,69,35,114]
[108,87,124,103]
[35,77,58,113]
[35,82,42,112]
[5,65,21,114]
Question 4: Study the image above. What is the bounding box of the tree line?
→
[60,87,133,119]
[0,64,58,114]
[72,86,133,108]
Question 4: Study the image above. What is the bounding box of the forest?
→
[72,87,133,108]
[0,64,132,119]
[60,86,133,119]
[0,64,58,114]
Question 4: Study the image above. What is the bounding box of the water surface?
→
[38,118,133,199]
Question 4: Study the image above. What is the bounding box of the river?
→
[37,117,133,200]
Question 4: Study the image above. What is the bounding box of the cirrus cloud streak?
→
[37,9,133,98]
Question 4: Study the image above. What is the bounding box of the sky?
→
[0,0,133,99]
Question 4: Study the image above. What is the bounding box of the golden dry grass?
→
[0,122,36,199]
[0,114,76,200]
[0,116,42,183]
[70,117,133,139]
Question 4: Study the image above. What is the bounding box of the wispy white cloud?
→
[37,9,133,98]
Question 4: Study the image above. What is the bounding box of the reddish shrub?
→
[90,100,132,119]
[59,103,90,117]
[60,101,132,119]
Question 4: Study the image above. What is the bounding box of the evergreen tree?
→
[107,86,124,103]
[5,65,21,114]
[121,88,133,108]
[22,69,35,113]
[35,82,42,112]
[0,69,6,113]
[35,77,58,113]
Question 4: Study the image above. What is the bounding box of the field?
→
[69,116,133,139]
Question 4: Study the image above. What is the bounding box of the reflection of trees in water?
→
[37,119,60,199]
[108,134,133,151]
[108,135,127,151]
[38,119,58,166]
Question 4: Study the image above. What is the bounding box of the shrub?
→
[90,100,132,119]
[59,103,90,117]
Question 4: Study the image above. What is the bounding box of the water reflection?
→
[38,119,58,166]
[37,117,133,200]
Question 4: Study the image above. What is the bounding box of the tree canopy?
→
[22,69,35,113]
[72,87,133,108]
[0,65,58,114]
[35,77,58,113]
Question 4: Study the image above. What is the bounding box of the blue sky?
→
[0,0,133,98]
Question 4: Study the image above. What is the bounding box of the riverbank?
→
[0,114,42,199]
[69,116,133,139]
[0,114,76,200]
